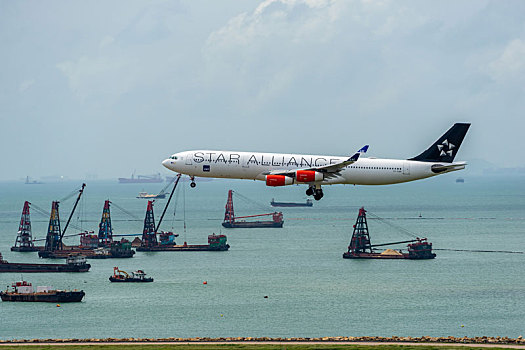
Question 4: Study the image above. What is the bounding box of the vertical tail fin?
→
[409,123,470,163]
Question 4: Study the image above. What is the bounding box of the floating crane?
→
[39,185,134,259]
[11,201,38,252]
[222,190,283,228]
[136,174,229,251]
[343,207,436,259]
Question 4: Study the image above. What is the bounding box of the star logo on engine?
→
[437,139,455,157]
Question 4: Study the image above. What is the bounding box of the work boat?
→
[109,267,154,282]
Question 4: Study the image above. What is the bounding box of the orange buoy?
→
[56,304,61,307]
[203,281,207,285]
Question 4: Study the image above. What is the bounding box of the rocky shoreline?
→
[1,336,524,344]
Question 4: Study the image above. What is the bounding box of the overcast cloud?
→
[1,0,524,180]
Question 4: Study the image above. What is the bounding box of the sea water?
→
[0,174,524,340]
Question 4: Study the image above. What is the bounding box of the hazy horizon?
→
[2,0,524,181]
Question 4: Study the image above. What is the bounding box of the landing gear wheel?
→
[313,189,324,201]
[306,187,314,196]
[190,182,196,188]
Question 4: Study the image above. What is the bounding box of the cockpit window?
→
[169,156,178,160]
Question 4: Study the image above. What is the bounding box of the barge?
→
[39,240,135,259]
[270,198,313,207]
[0,252,90,272]
[1,281,85,302]
[137,233,230,251]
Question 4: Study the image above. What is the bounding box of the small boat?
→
[109,267,153,282]
[0,280,85,302]
[270,198,313,207]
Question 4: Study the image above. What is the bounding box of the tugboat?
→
[0,281,85,302]
[109,267,153,282]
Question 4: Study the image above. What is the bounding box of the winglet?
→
[348,152,360,162]
[357,145,369,153]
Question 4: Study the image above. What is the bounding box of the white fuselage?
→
[162,150,466,186]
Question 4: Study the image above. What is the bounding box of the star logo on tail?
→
[437,139,455,157]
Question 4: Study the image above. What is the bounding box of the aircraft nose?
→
[162,159,172,169]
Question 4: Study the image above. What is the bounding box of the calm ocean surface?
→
[0,174,524,340]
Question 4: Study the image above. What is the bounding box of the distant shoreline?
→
[2,336,525,347]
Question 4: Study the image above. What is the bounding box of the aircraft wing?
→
[262,146,367,179]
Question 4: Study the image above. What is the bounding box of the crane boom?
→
[59,183,86,246]
[370,239,419,248]
[155,174,181,232]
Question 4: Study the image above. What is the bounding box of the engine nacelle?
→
[295,170,323,183]
[265,175,294,187]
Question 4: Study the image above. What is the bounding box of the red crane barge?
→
[222,190,283,228]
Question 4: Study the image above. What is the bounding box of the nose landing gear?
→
[190,176,196,188]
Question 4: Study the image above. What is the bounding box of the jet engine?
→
[295,170,323,183]
[265,175,294,187]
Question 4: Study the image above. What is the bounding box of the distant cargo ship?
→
[270,198,313,207]
[136,192,166,199]
[25,176,43,184]
[118,173,163,184]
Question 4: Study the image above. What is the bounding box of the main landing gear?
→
[306,185,323,201]
[190,176,196,188]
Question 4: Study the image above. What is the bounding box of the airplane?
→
[162,123,470,200]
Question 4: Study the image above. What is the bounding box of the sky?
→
[1,0,524,181]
